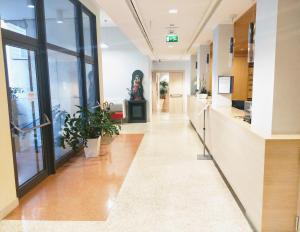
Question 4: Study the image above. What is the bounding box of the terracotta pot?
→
[84,137,101,158]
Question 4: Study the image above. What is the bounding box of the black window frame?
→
[0,0,100,197]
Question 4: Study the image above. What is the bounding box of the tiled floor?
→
[5,134,143,221]
[0,113,253,232]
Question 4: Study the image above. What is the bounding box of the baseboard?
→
[0,198,19,220]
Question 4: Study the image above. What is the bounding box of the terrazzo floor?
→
[0,113,253,232]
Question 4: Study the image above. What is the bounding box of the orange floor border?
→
[6,134,144,221]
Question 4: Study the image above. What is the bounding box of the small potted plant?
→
[60,106,120,158]
[159,80,168,99]
[197,76,208,99]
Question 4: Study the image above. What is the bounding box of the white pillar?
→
[251,0,300,136]
[212,24,233,107]
[197,45,210,92]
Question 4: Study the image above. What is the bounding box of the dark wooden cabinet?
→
[127,100,147,123]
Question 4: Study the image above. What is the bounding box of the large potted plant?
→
[61,106,120,158]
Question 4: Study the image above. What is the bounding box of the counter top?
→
[189,95,300,140]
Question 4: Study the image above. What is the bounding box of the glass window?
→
[44,0,77,51]
[0,0,37,38]
[85,63,97,107]
[47,49,82,160]
[82,12,93,56]
[5,45,45,185]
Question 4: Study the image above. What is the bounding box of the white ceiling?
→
[134,0,212,60]
[100,10,116,27]
[97,0,255,60]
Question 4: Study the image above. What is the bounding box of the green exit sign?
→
[166,34,178,43]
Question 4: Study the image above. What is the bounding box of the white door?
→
[169,72,184,113]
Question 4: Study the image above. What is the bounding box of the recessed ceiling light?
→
[101,43,109,49]
[168,9,178,14]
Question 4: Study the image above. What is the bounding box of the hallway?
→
[0,113,252,232]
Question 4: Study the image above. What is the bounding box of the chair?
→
[109,103,124,124]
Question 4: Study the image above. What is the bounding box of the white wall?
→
[212,24,233,108]
[152,60,191,112]
[101,27,152,121]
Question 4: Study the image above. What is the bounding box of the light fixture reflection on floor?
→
[27,0,35,8]
[56,9,64,24]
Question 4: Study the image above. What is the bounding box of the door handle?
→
[11,113,51,134]
[170,94,183,98]
[91,101,101,109]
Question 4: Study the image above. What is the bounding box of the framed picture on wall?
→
[218,76,234,94]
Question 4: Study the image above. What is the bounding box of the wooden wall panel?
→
[262,140,300,232]
[234,4,256,55]
[232,4,256,100]
[232,56,249,100]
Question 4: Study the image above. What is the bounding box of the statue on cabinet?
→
[129,70,145,101]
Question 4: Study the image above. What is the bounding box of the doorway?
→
[152,71,184,114]
[3,42,52,196]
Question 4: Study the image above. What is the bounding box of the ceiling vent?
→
[125,0,154,52]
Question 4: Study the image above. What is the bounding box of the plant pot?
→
[101,134,116,145]
[84,137,101,158]
[197,93,208,99]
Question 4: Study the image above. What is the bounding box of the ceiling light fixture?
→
[100,43,109,49]
[27,0,35,8]
[56,9,64,24]
[168,9,178,14]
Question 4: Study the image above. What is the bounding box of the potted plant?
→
[197,76,208,99]
[60,106,120,158]
[159,80,168,99]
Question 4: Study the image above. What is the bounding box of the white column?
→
[251,0,300,136]
[197,45,210,92]
[211,24,233,107]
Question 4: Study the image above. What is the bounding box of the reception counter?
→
[188,95,300,232]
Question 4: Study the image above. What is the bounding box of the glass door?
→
[4,44,51,192]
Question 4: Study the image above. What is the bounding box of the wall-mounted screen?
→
[218,76,234,94]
